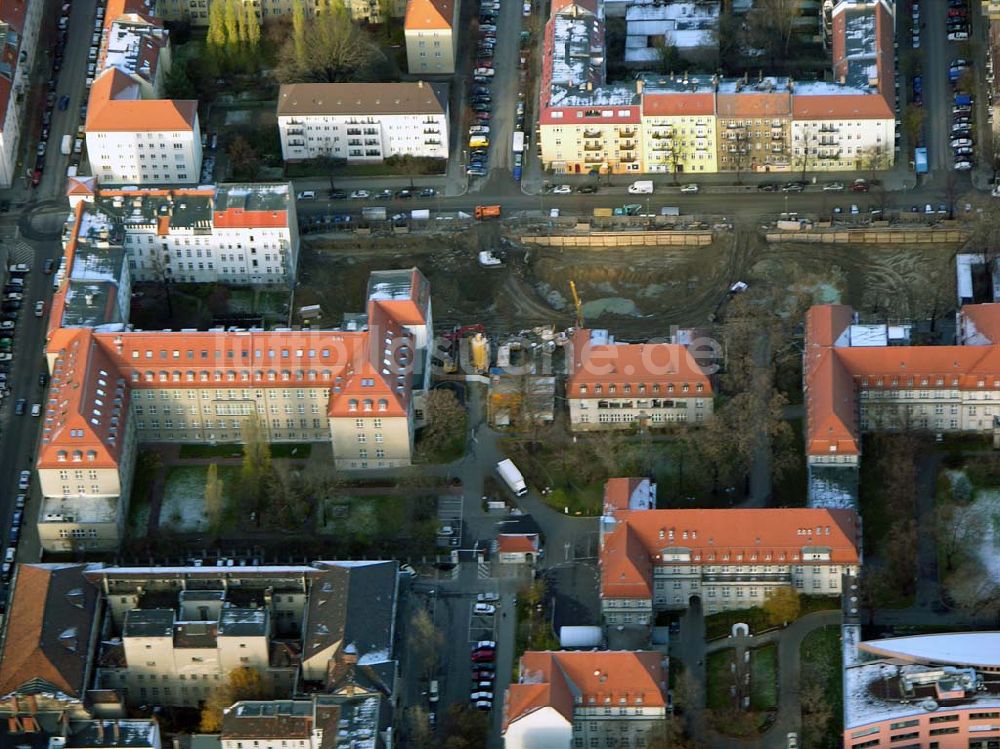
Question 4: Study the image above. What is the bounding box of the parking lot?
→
[437,495,464,548]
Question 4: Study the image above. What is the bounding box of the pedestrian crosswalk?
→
[8,241,33,265]
[477,560,491,579]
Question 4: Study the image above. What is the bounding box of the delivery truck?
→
[474,204,501,220]
[496,459,528,496]
[61,134,72,155]
[627,180,654,194]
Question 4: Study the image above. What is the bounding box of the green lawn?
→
[160,465,241,532]
[749,644,778,711]
[706,649,734,710]
[318,494,438,556]
[705,607,770,640]
[799,625,843,749]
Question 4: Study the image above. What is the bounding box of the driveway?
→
[673,608,841,749]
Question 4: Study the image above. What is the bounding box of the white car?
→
[8,263,29,273]
[823,182,844,191]
[477,592,500,603]
[552,184,572,194]
[18,470,30,490]
[296,191,316,200]
[473,640,497,649]
[679,183,699,193]
[470,691,494,701]
[954,160,973,171]
[949,31,969,41]
[473,700,492,710]
[0,321,13,330]
[33,300,44,317]
[14,494,24,509]
[473,603,496,615]
[469,125,490,135]
[438,525,454,536]
[787,732,799,749]
[30,403,40,417]
[349,190,371,199]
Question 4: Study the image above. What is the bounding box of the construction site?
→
[295,221,960,340]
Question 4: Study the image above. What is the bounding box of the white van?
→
[628,180,654,194]
[296,191,316,200]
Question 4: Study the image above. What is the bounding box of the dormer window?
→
[57,451,67,462]
[72,450,83,462]
[348,399,358,412]
[363,399,373,411]
[579,385,588,394]
[378,399,388,411]
[87,450,97,461]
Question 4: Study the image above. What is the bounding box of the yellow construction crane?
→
[569,280,583,328]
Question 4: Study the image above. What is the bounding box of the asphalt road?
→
[0,0,97,577]
[295,179,974,223]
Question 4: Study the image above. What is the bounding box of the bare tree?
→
[409,608,443,679]
[277,0,383,83]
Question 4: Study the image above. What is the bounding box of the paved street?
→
[0,0,97,577]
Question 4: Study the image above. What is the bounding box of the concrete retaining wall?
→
[521,231,714,247]
[765,229,969,244]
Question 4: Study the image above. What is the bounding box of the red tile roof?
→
[0,564,98,699]
[212,209,289,230]
[86,68,197,133]
[601,508,860,598]
[642,92,715,117]
[404,0,453,31]
[497,534,539,553]
[567,329,713,396]
[804,304,1000,457]
[504,651,666,731]
[0,0,29,134]
[791,92,893,119]
[41,270,430,463]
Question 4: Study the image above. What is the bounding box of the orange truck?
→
[474,204,501,220]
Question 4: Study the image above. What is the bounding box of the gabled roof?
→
[0,564,98,699]
[404,0,454,31]
[39,328,129,469]
[600,522,653,598]
[503,651,666,731]
[303,562,397,678]
[601,509,860,598]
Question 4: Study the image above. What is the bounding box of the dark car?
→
[328,189,348,200]
[472,103,491,113]
[42,258,55,274]
[757,182,779,192]
[418,188,436,197]
[58,94,70,111]
[14,398,25,415]
[395,189,412,199]
[39,372,49,387]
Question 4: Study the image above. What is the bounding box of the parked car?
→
[823,182,844,191]
[680,183,699,193]
[552,184,572,194]
[474,640,497,649]
[471,650,495,662]
[18,470,30,490]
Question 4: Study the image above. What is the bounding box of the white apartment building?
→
[86,69,202,186]
[566,328,714,431]
[70,183,300,285]
[503,651,668,749]
[0,0,44,187]
[600,508,860,623]
[404,0,458,74]
[276,82,448,163]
